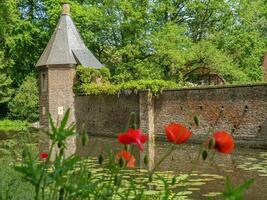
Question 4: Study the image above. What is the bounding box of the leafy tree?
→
[8,75,38,122]
[0,51,13,104]
[0,0,266,118]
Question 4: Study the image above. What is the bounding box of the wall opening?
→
[41,72,47,92]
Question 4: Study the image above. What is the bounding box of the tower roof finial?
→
[62,3,70,15]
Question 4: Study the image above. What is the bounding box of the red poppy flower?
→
[118,128,148,151]
[213,131,235,154]
[165,123,192,144]
[116,150,136,168]
[39,152,49,159]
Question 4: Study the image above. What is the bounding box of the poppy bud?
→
[194,116,200,127]
[98,154,104,165]
[143,155,149,166]
[202,149,208,161]
[171,176,176,185]
[118,157,124,167]
[81,124,88,146]
[81,132,88,146]
[148,173,153,182]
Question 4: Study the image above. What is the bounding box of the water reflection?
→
[77,136,267,200]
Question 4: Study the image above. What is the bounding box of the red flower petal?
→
[213,131,235,154]
[165,123,192,144]
[118,133,132,144]
[117,128,148,151]
[116,150,136,168]
[140,134,148,143]
[39,152,48,159]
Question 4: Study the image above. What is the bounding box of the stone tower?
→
[36,3,102,155]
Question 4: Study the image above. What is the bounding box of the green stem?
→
[150,143,176,174]
[35,185,40,200]
[39,142,55,200]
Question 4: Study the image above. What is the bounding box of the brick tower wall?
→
[39,65,76,156]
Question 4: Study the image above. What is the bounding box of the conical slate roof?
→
[36,5,103,68]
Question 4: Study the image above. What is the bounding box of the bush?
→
[8,75,38,122]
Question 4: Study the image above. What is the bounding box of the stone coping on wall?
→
[74,82,267,96]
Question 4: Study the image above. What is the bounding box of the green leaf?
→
[48,113,57,136]
[235,179,254,195]
[58,108,70,133]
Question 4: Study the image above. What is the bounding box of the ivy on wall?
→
[74,66,182,95]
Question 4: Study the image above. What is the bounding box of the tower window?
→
[41,72,47,92]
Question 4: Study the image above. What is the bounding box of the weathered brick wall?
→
[74,84,267,144]
[39,65,76,157]
[153,84,267,141]
[48,66,76,124]
[75,94,139,136]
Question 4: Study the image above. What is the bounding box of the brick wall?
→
[75,94,139,136]
[39,65,76,157]
[153,84,267,141]
[75,84,267,144]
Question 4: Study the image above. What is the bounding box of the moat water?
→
[77,136,267,200]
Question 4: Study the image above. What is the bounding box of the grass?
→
[0,119,29,132]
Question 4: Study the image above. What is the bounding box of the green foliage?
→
[0,160,35,200]
[76,65,111,83]
[222,177,254,200]
[8,75,38,122]
[0,0,266,118]
[117,80,181,94]
[75,66,182,95]
[48,108,76,149]
[0,51,13,103]
[0,119,29,132]
[77,82,118,95]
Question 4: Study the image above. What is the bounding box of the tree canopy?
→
[0,0,266,118]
